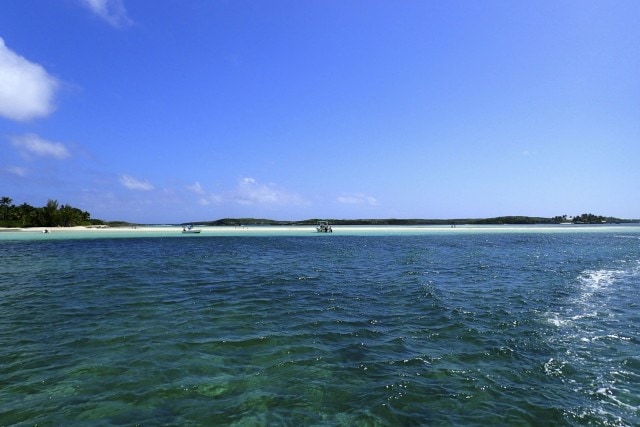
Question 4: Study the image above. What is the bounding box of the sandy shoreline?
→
[0,225,324,237]
[0,225,318,233]
[1,223,639,240]
[0,225,167,233]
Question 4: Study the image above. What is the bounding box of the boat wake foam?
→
[542,262,640,423]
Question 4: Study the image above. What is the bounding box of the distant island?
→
[1,196,637,229]
[193,214,634,227]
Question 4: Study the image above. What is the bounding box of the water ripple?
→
[1,233,640,425]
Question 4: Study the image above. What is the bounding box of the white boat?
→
[316,221,332,233]
[181,225,201,234]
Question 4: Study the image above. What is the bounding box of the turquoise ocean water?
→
[1,226,639,426]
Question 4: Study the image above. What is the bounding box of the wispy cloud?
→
[80,0,133,28]
[197,194,223,206]
[186,181,205,195]
[0,38,58,121]
[3,165,28,177]
[10,133,71,159]
[234,177,305,206]
[119,174,154,191]
[184,178,307,207]
[337,193,379,207]
[186,182,222,206]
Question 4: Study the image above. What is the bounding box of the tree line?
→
[475,214,613,225]
[0,196,100,228]
[551,214,610,224]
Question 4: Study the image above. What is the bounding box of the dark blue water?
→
[1,230,639,425]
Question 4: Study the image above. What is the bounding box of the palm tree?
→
[0,196,12,221]
[59,204,89,226]
[42,199,59,227]
[16,203,36,227]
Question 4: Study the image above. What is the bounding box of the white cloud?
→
[10,133,71,159]
[0,38,58,121]
[119,174,154,191]
[80,0,133,28]
[234,177,305,206]
[337,193,379,207]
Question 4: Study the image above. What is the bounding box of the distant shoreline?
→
[1,217,639,233]
[188,217,638,227]
[2,223,640,237]
[2,209,638,231]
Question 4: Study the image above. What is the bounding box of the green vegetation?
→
[553,213,609,224]
[470,216,554,225]
[0,196,102,228]
[475,214,617,225]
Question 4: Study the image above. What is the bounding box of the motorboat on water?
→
[181,225,201,234]
[316,221,332,233]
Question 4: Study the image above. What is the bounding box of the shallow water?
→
[1,227,639,425]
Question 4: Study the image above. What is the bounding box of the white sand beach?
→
[2,223,639,241]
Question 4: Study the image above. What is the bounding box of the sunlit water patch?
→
[543,261,640,425]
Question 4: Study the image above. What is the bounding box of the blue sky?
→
[1,1,639,223]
